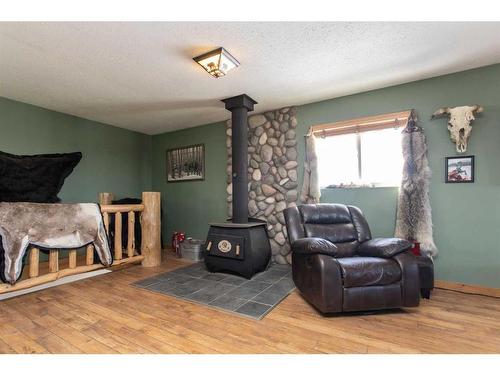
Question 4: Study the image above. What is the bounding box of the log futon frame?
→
[0,191,162,295]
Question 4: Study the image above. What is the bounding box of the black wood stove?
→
[204,94,271,279]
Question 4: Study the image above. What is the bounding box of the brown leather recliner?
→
[284,204,420,314]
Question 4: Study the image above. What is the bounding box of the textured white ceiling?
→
[1,22,500,135]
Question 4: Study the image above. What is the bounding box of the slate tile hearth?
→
[133,263,295,320]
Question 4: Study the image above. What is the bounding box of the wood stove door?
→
[205,234,245,260]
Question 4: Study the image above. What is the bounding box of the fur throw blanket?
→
[395,121,438,257]
[0,202,112,284]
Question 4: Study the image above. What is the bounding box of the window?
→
[313,111,410,188]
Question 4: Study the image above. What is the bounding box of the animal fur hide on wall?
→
[300,133,321,204]
[0,202,112,284]
[395,115,438,257]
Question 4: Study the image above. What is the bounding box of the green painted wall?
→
[152,64,500,288]
[0,97,152,202]
[296,64,500,288]
[151,121,228,241]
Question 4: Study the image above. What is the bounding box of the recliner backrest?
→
[284,204,372,258]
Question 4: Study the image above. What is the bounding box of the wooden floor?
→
[1,251,499,354]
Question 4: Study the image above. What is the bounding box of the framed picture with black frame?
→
[166,144,205,183]
[445,155,475,183]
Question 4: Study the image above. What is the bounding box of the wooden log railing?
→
[0,191,162,295]
[100,203,145,262]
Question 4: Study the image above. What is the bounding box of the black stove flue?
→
[204,94,271,279]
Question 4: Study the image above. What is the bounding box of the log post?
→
[29,248,39,278]
[114,212,122,260]
[141,192,162,267]
[49,250,59,273]
[103,212,110,235]
[99,192,113,235]
[69,249,77,269]
[86,244,94,265]
[127,211,135,257]
[99,192,114,205]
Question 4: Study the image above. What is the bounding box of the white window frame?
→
[311,110,412,188]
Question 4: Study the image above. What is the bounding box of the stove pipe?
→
[222,94,258,224]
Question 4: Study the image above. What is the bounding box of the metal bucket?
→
[180,238,204,262]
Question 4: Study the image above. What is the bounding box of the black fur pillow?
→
[0,151,82,203]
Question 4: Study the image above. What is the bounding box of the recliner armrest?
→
[357,238,412,258]
[291,237,338,257]
[393,251,420,307]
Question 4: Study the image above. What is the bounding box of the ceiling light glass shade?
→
[193,47,240,78]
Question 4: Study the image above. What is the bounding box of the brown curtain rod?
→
[309,110,413,138]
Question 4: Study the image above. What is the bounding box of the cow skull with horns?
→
[431,105,483,153]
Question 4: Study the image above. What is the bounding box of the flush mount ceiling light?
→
[193,47,240,78]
